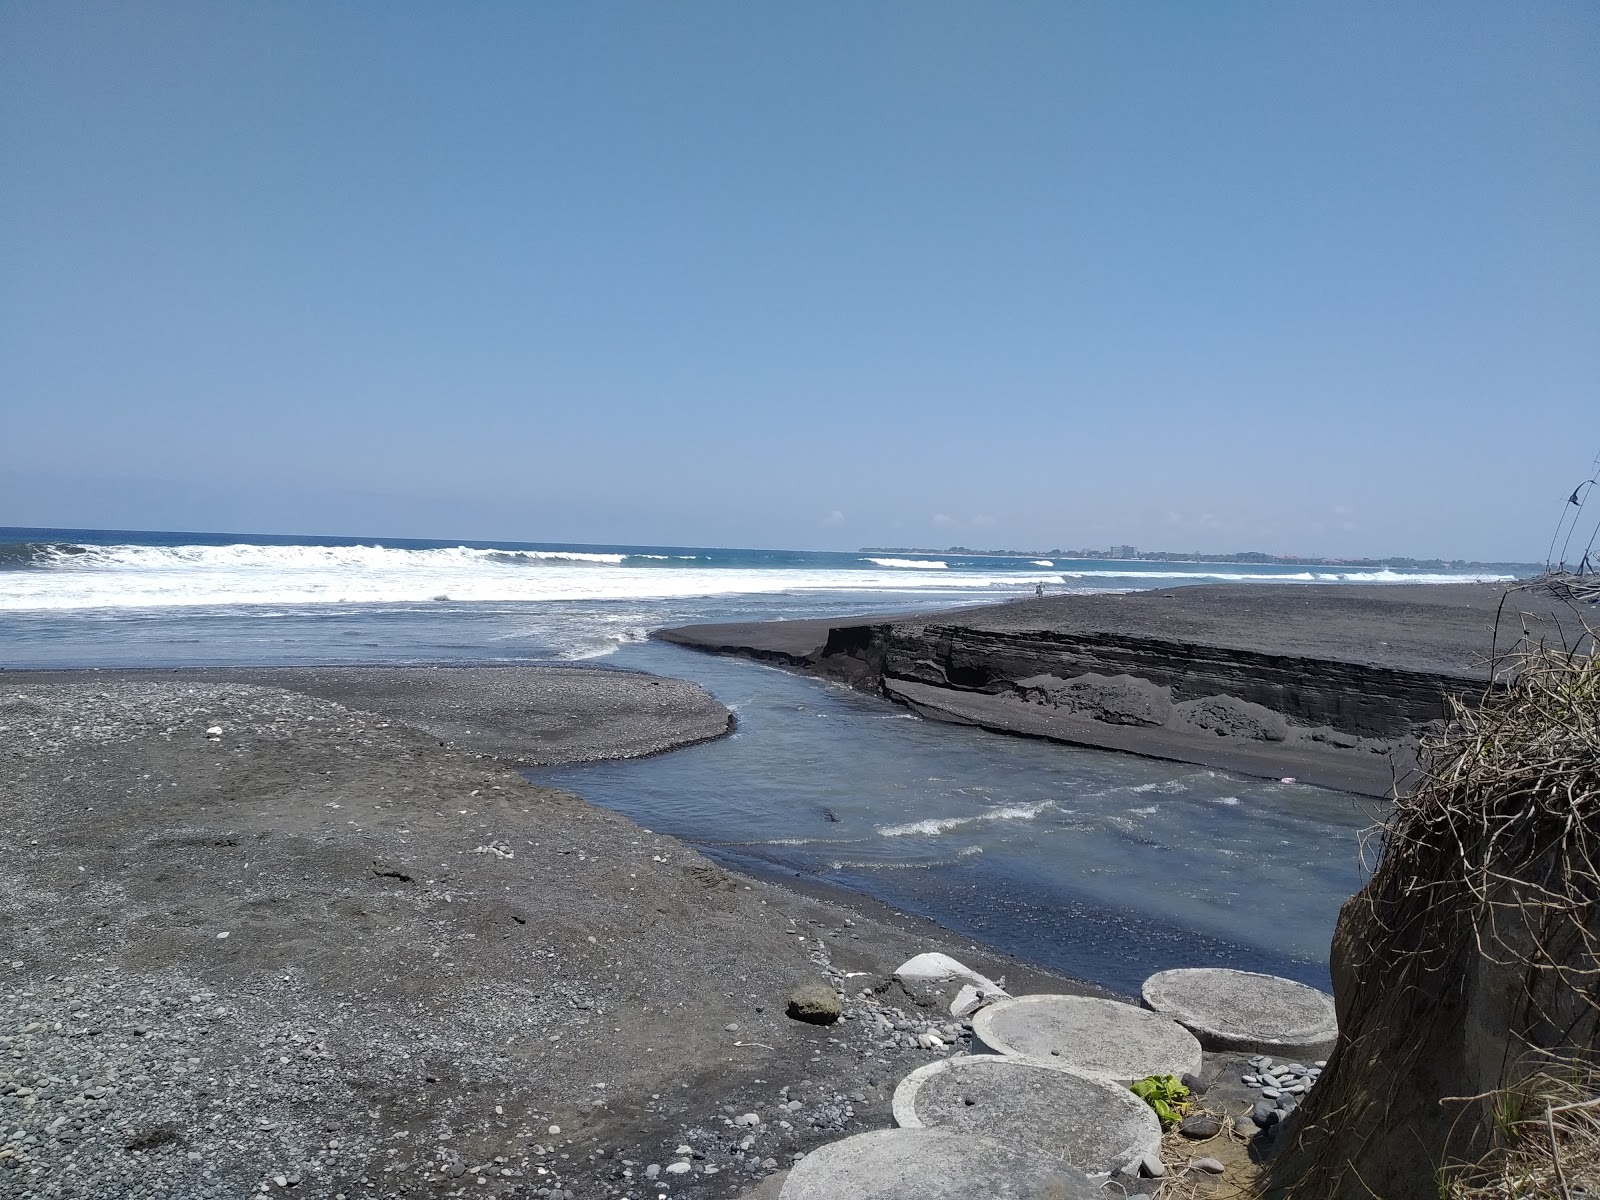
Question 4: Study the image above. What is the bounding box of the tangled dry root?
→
[1269,604,1599,1200]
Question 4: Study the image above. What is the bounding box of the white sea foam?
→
[1126,780,1188,794]
[1059,567,1514,584]
[877,800,1054,838]
[0,540,1516,612]
[1032,560,1055,567]
[0,542,1055,612]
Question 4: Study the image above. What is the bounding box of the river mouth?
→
[532,640,1381,996]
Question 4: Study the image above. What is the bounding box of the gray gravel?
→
[0,676,1082,1198]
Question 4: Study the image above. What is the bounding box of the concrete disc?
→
[893,1055,1161,1175]
[776,1128,1101,1200]
[1140,967,1338,1055]
[971,994,1202,1082]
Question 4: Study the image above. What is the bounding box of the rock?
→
[1251,1100,1277,1127]
[1234,1116,1258,1136]
[1178,1114,1222,1139]
[665,1161,691,1175]
[893,1055,1161,1176]
[787,985,841,1026]
[777,1128,1100,1200]
[949,984,989,1019]
[892,953,1009,1012]
[1140,967,1338,1057]
[736,1113,760,1126]
[1138,1153,1166,1178]
[1192,1157,1225,1174]
[971,994,1202,1083]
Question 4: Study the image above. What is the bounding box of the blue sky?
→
[2,2,1595,559]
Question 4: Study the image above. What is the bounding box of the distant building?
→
[1110,544,1137,560]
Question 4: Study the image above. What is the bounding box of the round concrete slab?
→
[1140,967,1338,1056]
[777,1128,1100,1200]
[893,1055,1161,1175]
[971,994,1202,1083]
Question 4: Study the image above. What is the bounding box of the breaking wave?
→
[0,541,1055,611]
[1059,567,1514,584]
[864,558,948,569]
[876,800,1056,837]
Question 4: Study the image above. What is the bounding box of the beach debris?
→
[892,952,1009,1016]
[786,983,841,1026]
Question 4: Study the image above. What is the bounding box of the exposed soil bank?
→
[655,583,1580,798]
[0,668,1093,1200]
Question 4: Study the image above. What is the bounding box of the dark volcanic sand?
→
[656,582,1590,796]
[0,670,1094,1200]
[660,583,1576,679]
[927,582,1574,675]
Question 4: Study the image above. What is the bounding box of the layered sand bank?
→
[656,583,1580,797]
[0,667,1091,1200]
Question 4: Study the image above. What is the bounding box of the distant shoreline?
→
[859,547,1539,572]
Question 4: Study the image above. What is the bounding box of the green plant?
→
[1129,1074,1191,1127]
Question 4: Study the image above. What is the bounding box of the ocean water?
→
[0,527,1514,993]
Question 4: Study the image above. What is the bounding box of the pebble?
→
[665,1161,691,1175]
[1192,1156,1225,1174]
[1178,1114,1222,1140]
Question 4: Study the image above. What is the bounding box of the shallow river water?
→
[537,640,1381,995]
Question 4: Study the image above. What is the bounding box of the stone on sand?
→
[892,952,1008,1015]
[971,994,1202,1083]
[1140,968,1337,1056]
[776,1128,1099,1200]
[892,1055,1161,1175]
[787,984,842,1025]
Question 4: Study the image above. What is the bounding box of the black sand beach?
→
[0,667,1093,1200]
[657,582,1586,797]
[5,585,1585,1197]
